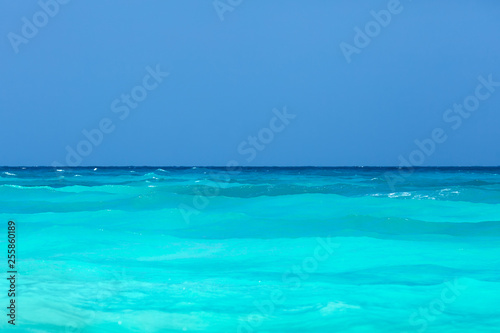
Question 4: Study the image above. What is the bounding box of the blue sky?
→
[1,0,500,166]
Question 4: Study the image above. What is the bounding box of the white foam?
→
[319,301,360,315]
[388,192,411,198]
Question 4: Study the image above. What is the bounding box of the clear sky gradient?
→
[1,0,500,166]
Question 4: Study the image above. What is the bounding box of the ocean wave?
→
[4,167,500,333]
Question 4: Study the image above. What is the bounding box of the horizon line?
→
[2,165,500,168]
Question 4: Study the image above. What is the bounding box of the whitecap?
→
[388,192,411,198]
[439,188,459,196]
[319,301,360,315]
[413,194,436,200]
[3,172,15,176]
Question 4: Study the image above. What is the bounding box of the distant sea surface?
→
[0,167,499,332]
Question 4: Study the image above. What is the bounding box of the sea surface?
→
[0,167,499,333]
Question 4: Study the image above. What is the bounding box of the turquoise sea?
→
[1,167,499,333]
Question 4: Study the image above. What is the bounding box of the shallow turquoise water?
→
[0,167,499,332]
